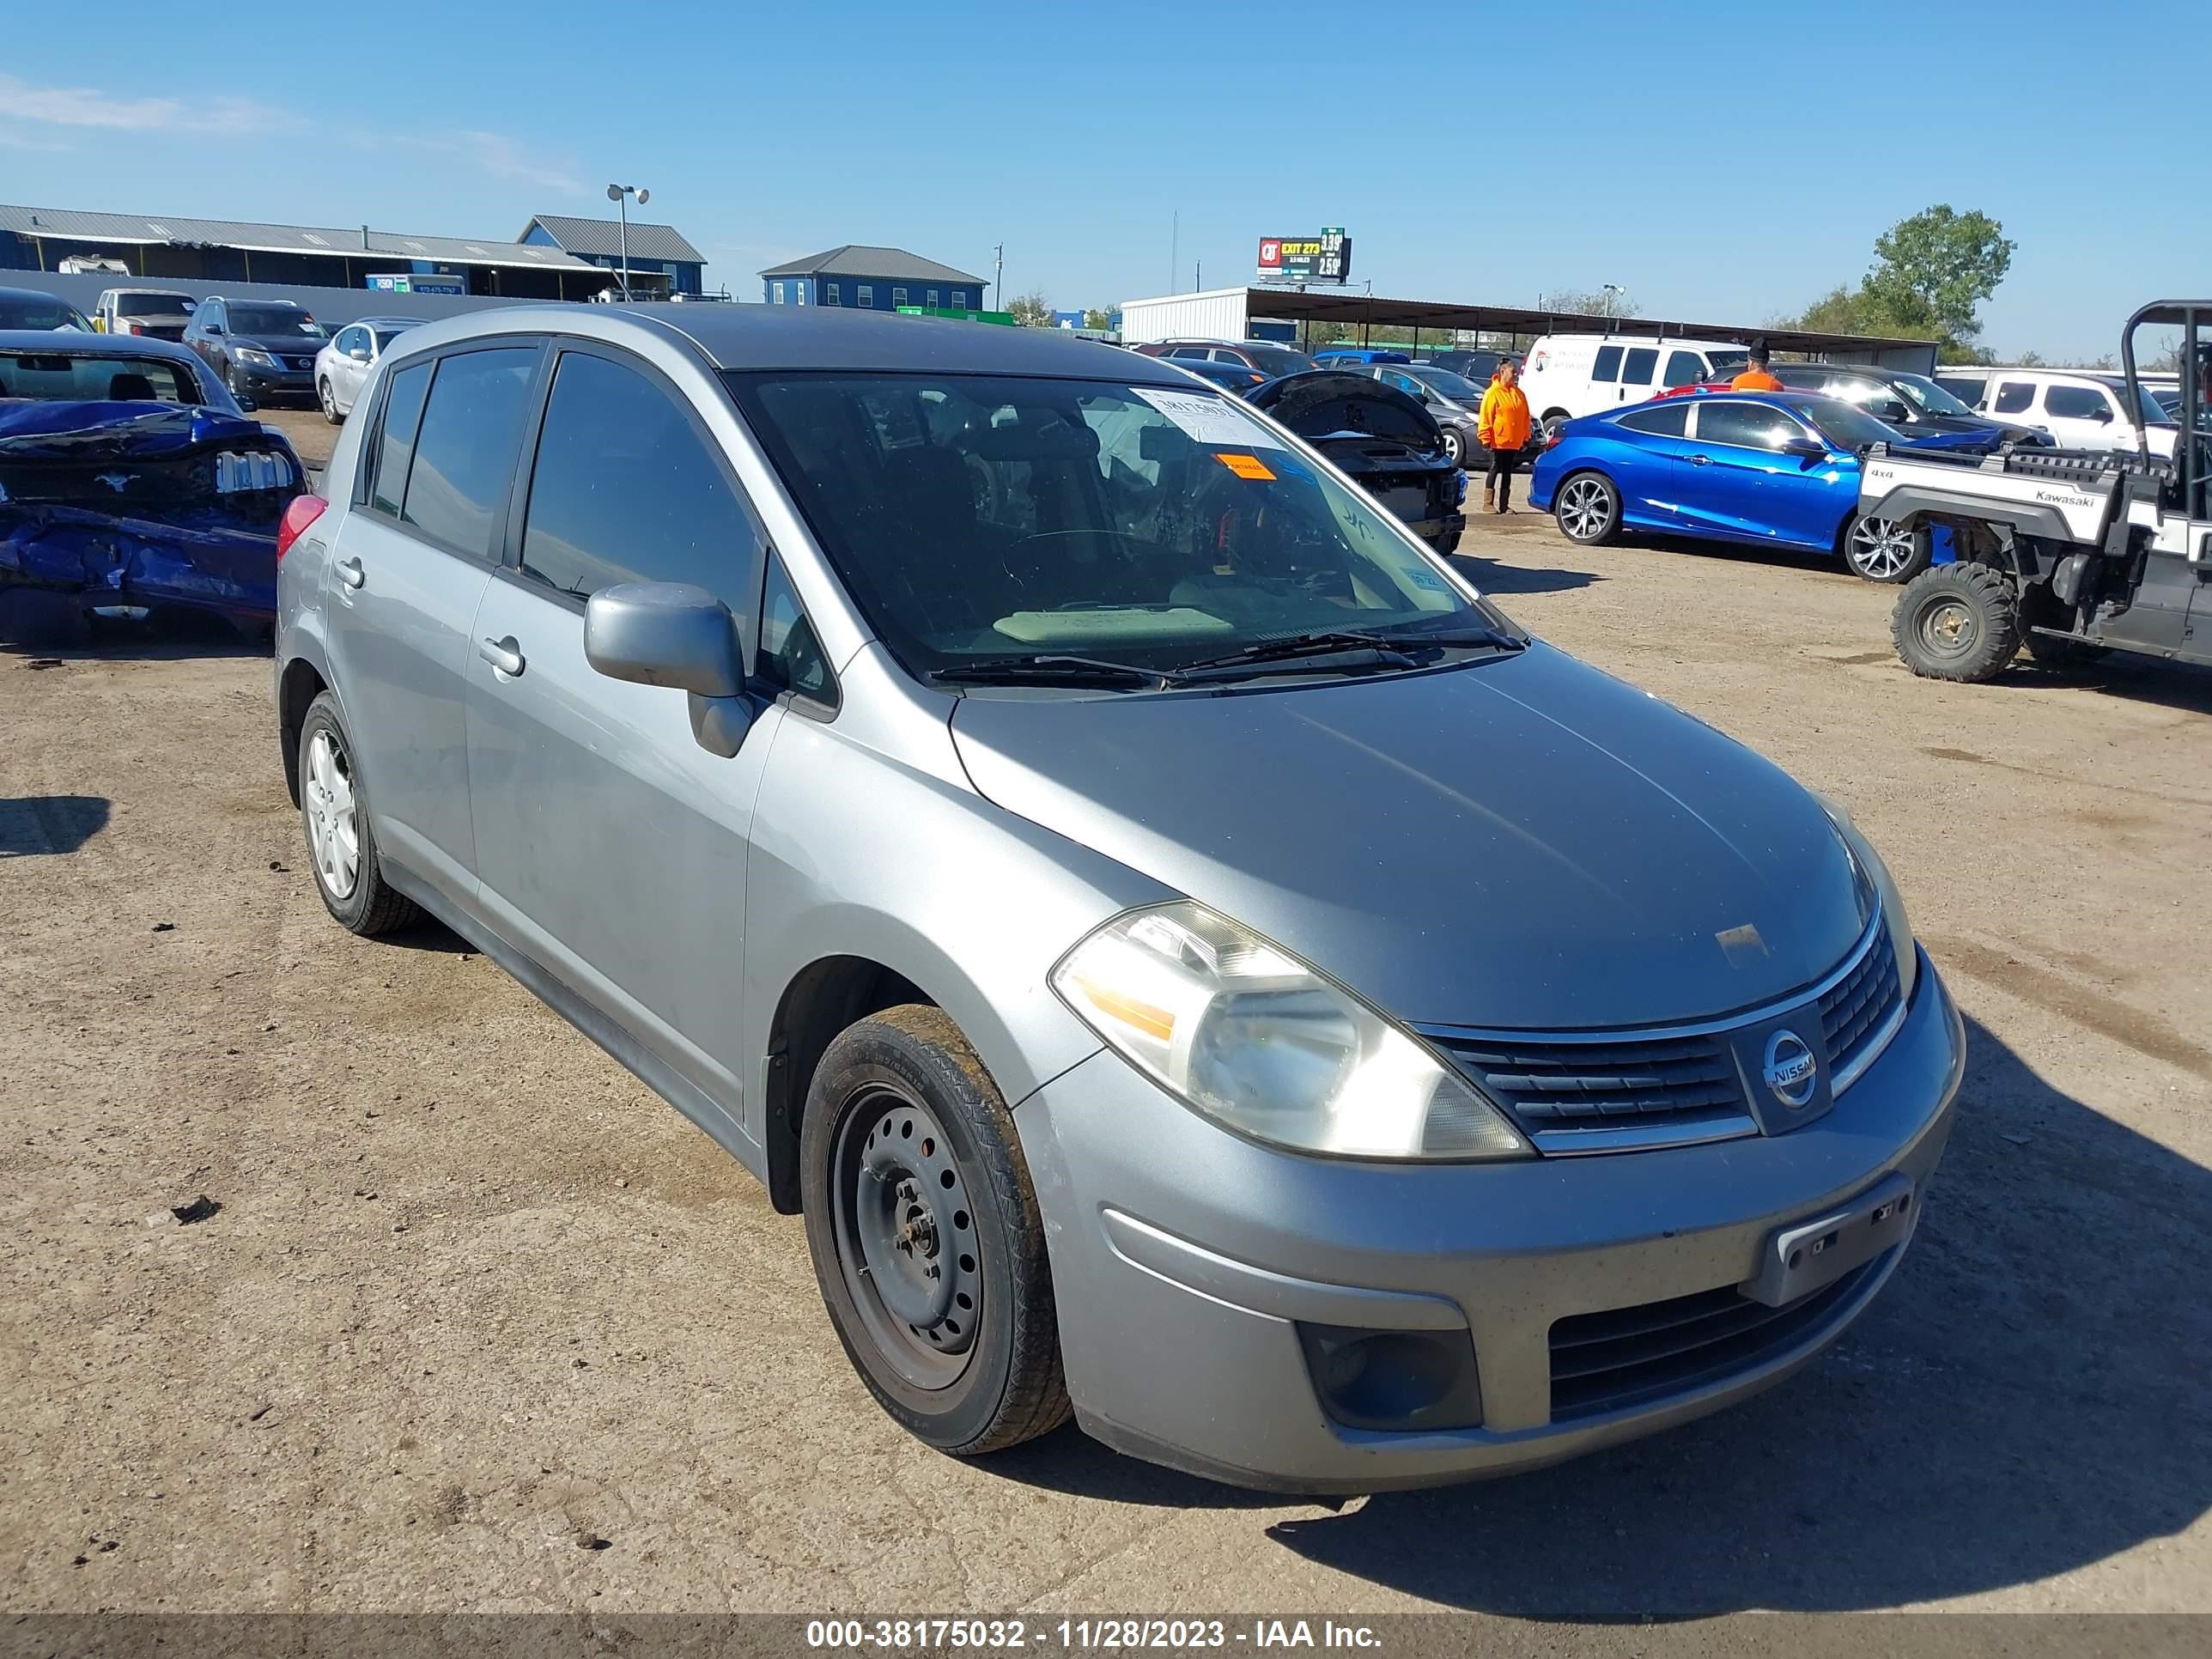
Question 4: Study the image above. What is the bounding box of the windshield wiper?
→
[930,653,1187,690]
[1174,626,1523,677]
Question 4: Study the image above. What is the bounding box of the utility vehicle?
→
[1863,302,2212,682]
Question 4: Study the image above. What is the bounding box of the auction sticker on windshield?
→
[1133,386,1284,447]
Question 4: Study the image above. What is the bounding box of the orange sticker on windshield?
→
[1215,453,1276,480]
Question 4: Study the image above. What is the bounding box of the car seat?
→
[107,373,159,401]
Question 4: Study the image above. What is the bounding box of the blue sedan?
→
[1528,391,1966,581]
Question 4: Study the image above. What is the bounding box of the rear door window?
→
[518,349,764,609]
[367,361,431,515]
[1591,345,1623,383]
[398,345,540,559]
[1662,349,1705,386]
[1620,348,1659,387]
[1991,381,2035,415]
[1616,402,1690,436]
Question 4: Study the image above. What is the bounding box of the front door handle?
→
[335,556,364,588]
[478,635,526,678]
[1686,453,1711,465]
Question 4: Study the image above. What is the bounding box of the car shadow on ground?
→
[990,1016,2209,1614]
[0,794,112,858]
[1,605,269,661]
[1448,554,1600,596]
[1985,653,2212,718]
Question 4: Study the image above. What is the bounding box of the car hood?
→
[951,643,1869,1030]
[233,332,323,354]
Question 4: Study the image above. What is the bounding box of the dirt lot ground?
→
[3,489,2208,1628]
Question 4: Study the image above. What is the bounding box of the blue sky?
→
[5,1,2203,358]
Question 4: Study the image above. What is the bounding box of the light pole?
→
[606,183,650,301]
[993,242,1004,312]
[1602,283,1627,319]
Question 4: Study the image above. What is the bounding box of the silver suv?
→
[274,305,1964,1491]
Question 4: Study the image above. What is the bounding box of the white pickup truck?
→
[1863,302,2211,684]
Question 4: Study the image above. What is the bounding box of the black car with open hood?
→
[1247,370,1468,553]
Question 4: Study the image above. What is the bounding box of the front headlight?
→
[1052,901,1529,1161]
[235,346,277,368]
[1817,796,1917,1006]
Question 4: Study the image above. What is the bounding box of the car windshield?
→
[1890,372,1975,416]
[1241,345,1314,378]
[229,307,325,337]
[2104,378,2177,425]
[728,372,1491,678]
[0,351,203,404]
[1405,367,1486,402]
[1795,397,1902,452]
[0,295,91,330]
[117,294,194,319]
[1705,349,1750,375]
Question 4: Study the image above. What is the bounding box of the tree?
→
[1082,307,1112,330]
[1006,289,1054,327]
[1790,283,1935,342]
[1535,288,1639,320]
[1863,204,2015,349]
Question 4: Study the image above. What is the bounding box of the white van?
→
[1930,368,2176,457]
[1520,334,1752,434]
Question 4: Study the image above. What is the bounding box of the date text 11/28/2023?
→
[805,1619,1384,1650]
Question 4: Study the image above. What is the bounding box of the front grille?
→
[1548,1259,1880,1420]
[1819,926,1901,1086]
[1426,1030,1754,1152]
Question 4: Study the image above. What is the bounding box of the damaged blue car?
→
[0,331,305,644]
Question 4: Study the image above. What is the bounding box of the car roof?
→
[106,287,194,298]
[0,285,84,301]
[0,328,204,363]
[384,303,1199,383]
[348,315,424,330]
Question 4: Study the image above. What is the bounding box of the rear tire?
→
[1443,428,1463,467]
[1891,563,2021,683]
[296,691,422,936]
[1841,513,1930,583]
[1553,470,1621,544]
[2019,586,2111,665]
[801,1006,1070,1457]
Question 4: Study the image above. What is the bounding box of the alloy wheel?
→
[830,1087,984,1390]
[1850,517,1918,580]
[319,379,337,421]
[1559,476,1613,540]
[303,730,361,900]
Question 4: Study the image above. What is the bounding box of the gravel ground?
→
[2,498,2207,1626]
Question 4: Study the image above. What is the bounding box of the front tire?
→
[1841,513,1930,583]
[1442,428,1463,467]
[319,377,342,425]
[1554,470,1621,544]
[1891,563,2021,683]
[801,1006,1070,1456]
[296,691,422,935]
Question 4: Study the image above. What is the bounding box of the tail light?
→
[276,494,329,561]
[125,322,143,336]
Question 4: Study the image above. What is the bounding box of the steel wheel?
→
[1558,474,1615,542]
[830,1085,986,1391]
[1845,515,1926,582]
[302,729,361,901]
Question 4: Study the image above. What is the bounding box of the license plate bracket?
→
[1741,1171,1916,1308]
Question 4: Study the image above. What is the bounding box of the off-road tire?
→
[296,691,422,936]
[2019,586,2111,665]
[801,1005,1071,1456]
[1891,563,2021,683]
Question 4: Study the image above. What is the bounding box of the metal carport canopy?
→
[1243,286,1938,370]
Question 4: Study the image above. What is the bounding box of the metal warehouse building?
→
[520,214,709,298]
[0,203,678,301]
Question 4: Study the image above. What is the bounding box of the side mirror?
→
[1783,436,1829,459]
[205,323,224,336]
[584,582,753,757]
[2091,406,2114,422]
[349,347,370,362]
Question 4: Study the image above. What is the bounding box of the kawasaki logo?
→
[2033,490,2095,507]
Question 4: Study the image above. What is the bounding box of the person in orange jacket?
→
[1730,342,1784,392]
[1476,359,1534,513]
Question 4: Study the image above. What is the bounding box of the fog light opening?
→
[1297,1323,1483,1432]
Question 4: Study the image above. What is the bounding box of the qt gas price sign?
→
[1257,228,1351,284]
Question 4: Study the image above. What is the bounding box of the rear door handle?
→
[335,556,364,588]
[477,635,526,678]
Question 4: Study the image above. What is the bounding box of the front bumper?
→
[235,361,315,396]
[1407,511,1466,555]
[1016,951,1965,1492]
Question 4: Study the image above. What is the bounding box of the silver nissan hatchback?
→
[273,305,1964,1492]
